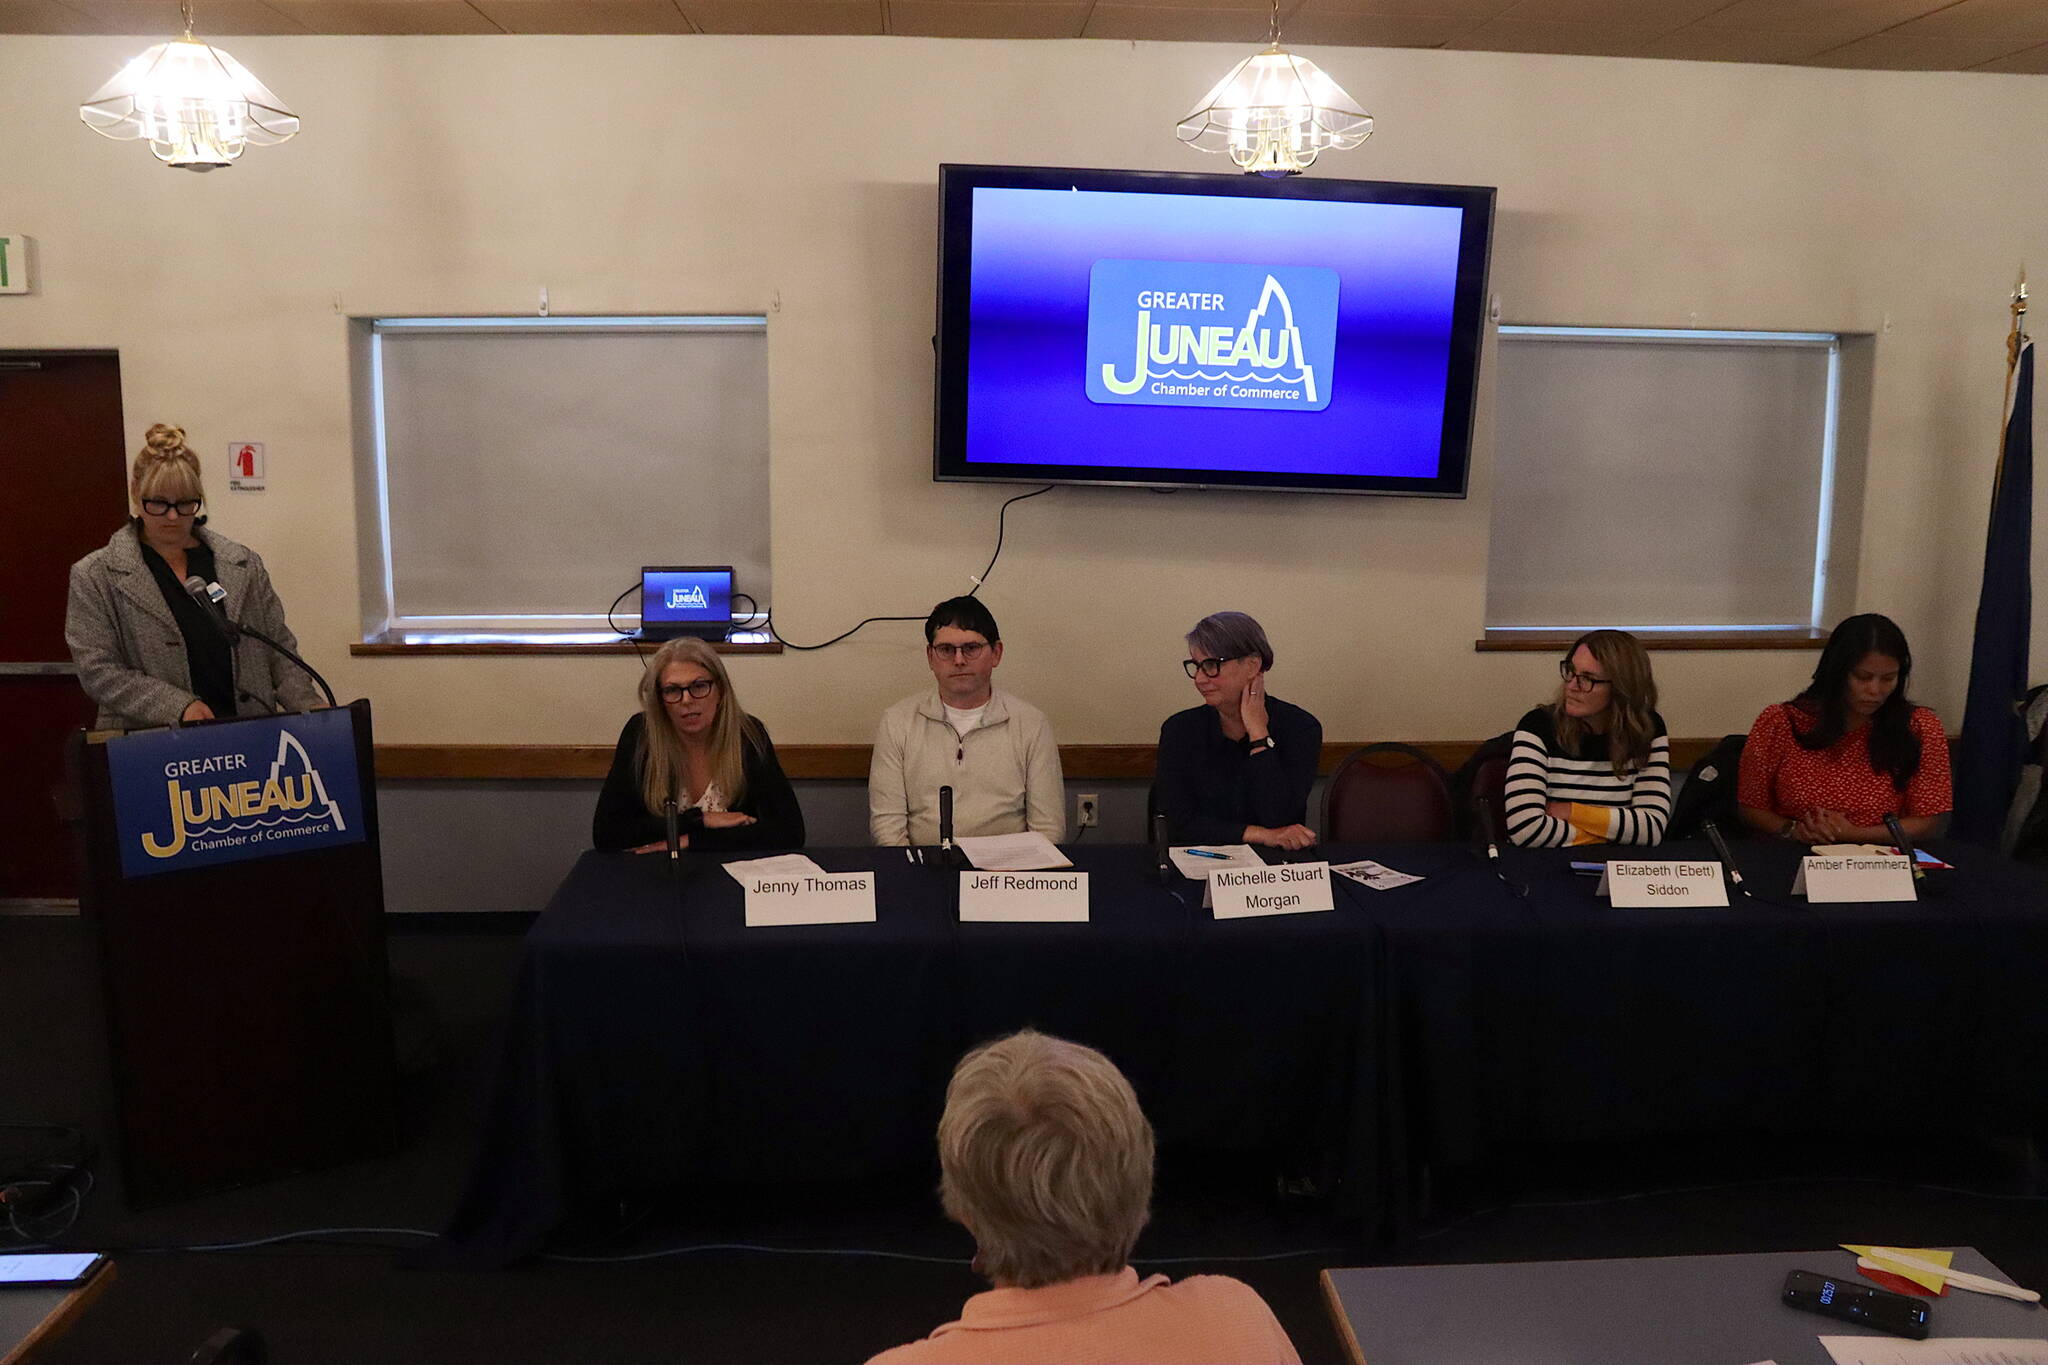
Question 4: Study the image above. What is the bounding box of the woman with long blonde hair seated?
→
[591,637,804,852]
[1503,628,1672,847]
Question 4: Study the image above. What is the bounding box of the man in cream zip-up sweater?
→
[869,597,1066,847]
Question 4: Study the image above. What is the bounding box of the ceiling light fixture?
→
[1175,0,1373,177]
[79,0,299,172]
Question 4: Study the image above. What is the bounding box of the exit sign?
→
[0,234,32,295]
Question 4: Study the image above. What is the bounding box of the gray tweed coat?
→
[65,523,324,731]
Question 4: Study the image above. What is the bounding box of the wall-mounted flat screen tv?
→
[934,164,1495,497]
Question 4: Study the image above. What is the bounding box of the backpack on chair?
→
[1665,734,1746,841]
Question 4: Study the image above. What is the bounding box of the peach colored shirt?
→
[866,1267,1302,1365]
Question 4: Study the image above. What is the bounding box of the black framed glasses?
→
[659,678,718,703]
[929,642,990,662]
[141,497,202,517]
[1559,661,1612,691]
[1184,655,1247,679]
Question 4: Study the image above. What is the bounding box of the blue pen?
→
[1185,848,1230,860]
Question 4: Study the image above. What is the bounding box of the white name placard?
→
[959,870,1089,922]
[1596,860,1729,907]
[1793,855,1916,903]
[1209,861,1334,919]
[743,870,877,927]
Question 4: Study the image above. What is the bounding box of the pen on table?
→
[1857,1251,2041,1303]
[1185,848,1230,860]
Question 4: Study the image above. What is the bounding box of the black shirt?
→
[1154,696,1322,845]
[591,712,807,851]
[134,522,236,720]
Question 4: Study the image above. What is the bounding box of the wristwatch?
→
[1248,735,1277,755]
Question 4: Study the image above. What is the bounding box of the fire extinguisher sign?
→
[227,441,266,492]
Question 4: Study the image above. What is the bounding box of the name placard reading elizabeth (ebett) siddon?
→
[1209,862,1334,919]
[743,871,878,927]
[1597,860,1729,907]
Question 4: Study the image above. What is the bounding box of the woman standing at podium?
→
[593,637,805,853]
[65,423,324,731]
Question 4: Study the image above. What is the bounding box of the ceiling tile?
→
[265,0,504,31]
[1281,10,1481,43]
[1292,0,1511,17]
[680,0,880,31]
[1084,4,1277,39]
[1497,0,1721,26]
[65,0,307,31]
[471,0,690,29]
[0,0,105,30]
[1635,25,1840,62]
[1803,31,2038,66]
[1888,0,2048,41]
[886,0,1088,37]
[1970,37,2048,67]
[1448,16,1661,54]
[1691,0,1951,38]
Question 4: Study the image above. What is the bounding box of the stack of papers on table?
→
[953,832,1073,871]
[1168,844,1263,879]
[722,853,828,886]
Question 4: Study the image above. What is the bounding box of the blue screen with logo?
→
[642,568,733,626]
[935,167,1494,496]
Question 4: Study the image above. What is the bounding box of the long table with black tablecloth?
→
[434,839,2048,1265]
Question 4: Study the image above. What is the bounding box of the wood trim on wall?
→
[376,737,1735,782]
[1476,630,1828,652]
[351,636,782,657]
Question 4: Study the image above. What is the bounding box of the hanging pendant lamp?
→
[79,0,299,172]
[1175,0,1372,177]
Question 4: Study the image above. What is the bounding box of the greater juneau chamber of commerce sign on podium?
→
[107,710,366,877]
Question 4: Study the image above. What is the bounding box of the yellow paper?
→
[1842,1244,1953,1293]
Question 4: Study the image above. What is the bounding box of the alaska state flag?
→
[1955,336,2034,844]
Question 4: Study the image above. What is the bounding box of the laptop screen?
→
[641,566,734,631]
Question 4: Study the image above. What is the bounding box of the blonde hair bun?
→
[143,424,190,457]
[132,423,204,502]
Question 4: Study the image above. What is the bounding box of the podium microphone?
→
[185,577,339,708]
[1475,796,1528,898]
[1701,819,1750,898]
[664,797,681,865]
[1152,812,1172,885]
[1882,812,1927,884]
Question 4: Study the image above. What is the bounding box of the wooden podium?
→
[66,699,397,1206]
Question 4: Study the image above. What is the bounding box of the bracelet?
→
[1778,818,1797,839]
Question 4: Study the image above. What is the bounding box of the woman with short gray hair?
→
[868,1030,1300,1364]
[1154,611,1322,850]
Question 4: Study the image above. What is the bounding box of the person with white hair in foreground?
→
[867,1030,1302,1365]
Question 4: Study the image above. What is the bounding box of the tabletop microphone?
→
[1152,812,1172,885]
[1882,812,1926,884]
[664,796,681,865]
[938,785,954,853]
[1701,818,1749,897]
[1474,796,1528,898]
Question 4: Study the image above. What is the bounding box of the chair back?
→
[1665,733,1747,840]
[1451,731,1516,840]
[1323,743,1456,843]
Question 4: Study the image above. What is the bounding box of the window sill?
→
[351,631,783,657]
[1475,628,1829,653]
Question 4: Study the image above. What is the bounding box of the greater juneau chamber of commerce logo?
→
[666,584,709,610]
[1085,259,1340,412]
[107,709,366,877]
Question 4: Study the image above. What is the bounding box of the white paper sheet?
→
[721,853,827,886]
[1820,1337,2048,1365]
[1169,844,1264,879]
[953,832,1073,871]
[1330,859,1425,891]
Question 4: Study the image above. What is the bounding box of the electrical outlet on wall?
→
[1076,794,1099,829]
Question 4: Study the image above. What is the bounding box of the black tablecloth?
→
[436,839,2048,1265]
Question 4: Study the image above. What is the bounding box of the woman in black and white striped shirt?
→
[1504,629,1672,848]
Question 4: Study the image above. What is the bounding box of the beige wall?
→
[3,35,2042,745]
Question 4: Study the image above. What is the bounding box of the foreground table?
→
[1321,1247,2044,1365]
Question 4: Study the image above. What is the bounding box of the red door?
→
[1,352,128,900]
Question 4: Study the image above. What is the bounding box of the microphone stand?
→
[184,577,338,708]
[1474,796,1529,899]
[1702,819,1752,900]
